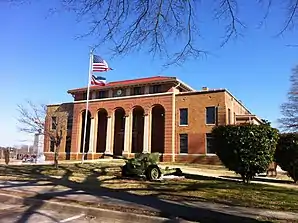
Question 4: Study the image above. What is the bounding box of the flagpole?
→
[81,49,94,164]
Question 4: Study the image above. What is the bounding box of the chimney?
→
[202,87,209,91]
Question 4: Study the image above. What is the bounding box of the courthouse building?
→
[44,76,262,163]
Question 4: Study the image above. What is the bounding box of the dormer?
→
[67,76,194,101]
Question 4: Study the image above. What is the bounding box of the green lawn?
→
[0,163,297,213]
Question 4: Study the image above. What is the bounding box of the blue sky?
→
[0,1,297,146]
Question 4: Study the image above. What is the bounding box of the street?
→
[0,203,112,223]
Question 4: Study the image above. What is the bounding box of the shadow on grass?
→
[0,164,277,223]
[184,173,298,193]
[220,175,296,185]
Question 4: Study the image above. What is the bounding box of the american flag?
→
[92,55,112,72]
[91,75,106,86]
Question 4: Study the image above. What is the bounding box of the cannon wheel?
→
[146,165,161,181]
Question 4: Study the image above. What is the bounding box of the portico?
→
[78,104,166,159]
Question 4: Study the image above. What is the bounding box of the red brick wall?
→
[175,155,221,164]
[44,103,73,154]
[175,91,226,159]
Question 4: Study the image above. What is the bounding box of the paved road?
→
[0,203,112,223]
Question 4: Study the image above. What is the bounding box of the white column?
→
[89,118,95,153]
[93,116,98,153]
[143,114,150,153]
[147,111,152,153]
[105,115,113,154]
[123,115,131,153]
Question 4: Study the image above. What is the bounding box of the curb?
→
[0,193,190,223]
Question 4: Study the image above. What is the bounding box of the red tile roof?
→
[68,76,176,93]
[108,76,174,86]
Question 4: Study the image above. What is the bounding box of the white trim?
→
[176,78,195,91]
[179,124,189,127]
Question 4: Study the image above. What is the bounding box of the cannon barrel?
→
[103,152,161,163]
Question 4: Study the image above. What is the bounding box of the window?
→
[97,91,107,99]
[179,108,188,125]
[50,140,55,152]
[228,108,231,124]
[151,85,162,93]
[179,134,188,153]
[51,117,57,130]
[206,133,216,154]
[133,87,143,95]
[206,107,217,124]
[67,116,73,130]
[83,92,87,100]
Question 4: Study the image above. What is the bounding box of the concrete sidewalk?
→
[0,180,297,222]
[0,193,178,223]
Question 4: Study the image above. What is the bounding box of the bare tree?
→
[17,101,67,168]
[279,65,298,132]
[6,0,298,65]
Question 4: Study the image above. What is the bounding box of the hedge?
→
[212,124,279,183]
[275,133,298,183]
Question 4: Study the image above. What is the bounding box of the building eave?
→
[67,76,195,95]
[175,78,195,91]
[67,76,177,94]
[176,89,226,96]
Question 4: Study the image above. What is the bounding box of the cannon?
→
[120,153,182,181]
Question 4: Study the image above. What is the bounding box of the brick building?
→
[44,76,262,163]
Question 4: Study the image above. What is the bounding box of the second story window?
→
[51,117,57,130]
[133,87,143,95]
[179,108,188,125]
[206,106,217,124]
[97,91,107,99]
[150,85,162,93]
[83,92,87,100]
